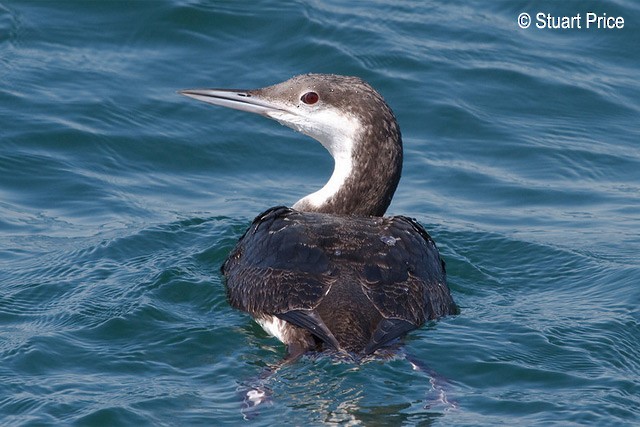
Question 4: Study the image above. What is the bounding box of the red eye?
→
[301,91,319,105]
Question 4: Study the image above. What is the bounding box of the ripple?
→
[0,3,23,81]
[1,0,639,424]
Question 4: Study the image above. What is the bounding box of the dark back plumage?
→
[222,206,458,355]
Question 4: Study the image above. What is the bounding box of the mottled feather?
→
[222,206,458,354]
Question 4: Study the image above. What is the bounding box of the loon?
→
[180,74,458,360]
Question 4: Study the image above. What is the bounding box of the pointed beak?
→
[179,88,286,118]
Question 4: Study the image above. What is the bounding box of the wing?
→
[356,215,458,353]
[359,215,457,324]
[222,207,335,314]
[222,206,457,354]
[222,207,342,349]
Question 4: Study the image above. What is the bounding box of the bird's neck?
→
[293,124,403,217]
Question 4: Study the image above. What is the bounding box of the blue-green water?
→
[1,0,639,425]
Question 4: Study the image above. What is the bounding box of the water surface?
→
[1,1,639,425]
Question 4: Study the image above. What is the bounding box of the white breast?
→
[255,315,289,343]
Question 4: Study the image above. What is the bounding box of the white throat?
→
[267,107,361,211]
[293,149,353,210]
